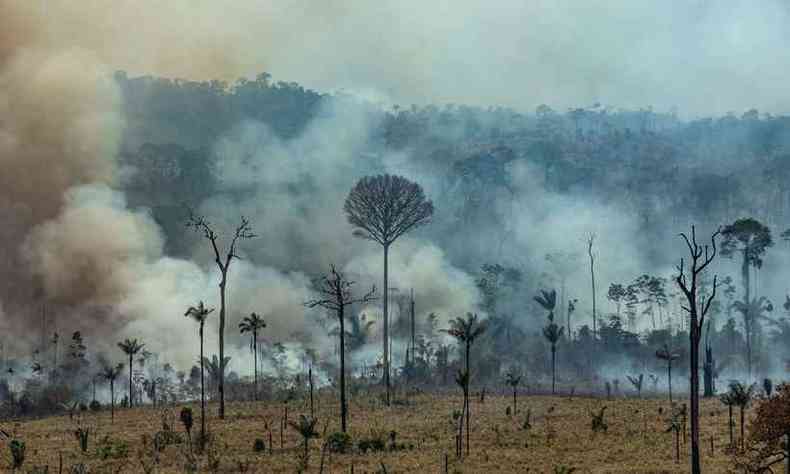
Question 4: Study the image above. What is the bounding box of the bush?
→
[180,407,194,434]
[325,432,352,453]
[357,430,386,453]
[89,400,101,412]
[9,439,25,469]
[253,438,266,453]
[96,437,129,460]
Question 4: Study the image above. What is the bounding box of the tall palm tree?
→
[185,301,215,445]
[535,289,564,394]
[117,338,144,408]
[656,344,681,403]
[239,312,266,401]
[444,312,487,456]
[101,363,124,422]
[203,355,232,395]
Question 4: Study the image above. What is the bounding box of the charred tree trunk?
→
[383,244,390,405]
[340,303,348,433]
[218,271,227,419]
[703,344,715,398]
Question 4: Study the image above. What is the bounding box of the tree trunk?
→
[383,244,390,406]
[742,248,752,381]
[340,304,348,433]
[740,406,745,450]
[129,354,134,409]
[465,341,470,456]
[728,405,733,447]
[513,387,517,414]
[253,331,258,401]
[110,381,114,422]
[690,315,701,474]
[551,345,556,395]
[703,345,714,398]
[200,324,206,445]
[668,361,673,404]
[218,272,227,419]
[589,239,597,338]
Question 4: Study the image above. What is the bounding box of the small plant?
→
[95,437,129,460]
[554,466,577,474]
[9,438,25,470]
[74,426,90,453]
[590,406,608,433]
[288,415,319,468]
[325,431,352,453]
[358,430,387,453]
[521,408,532,431]
[253,438,266,453]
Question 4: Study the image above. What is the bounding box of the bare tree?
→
[344,174,433,405]
[305,265,376,432]
[186,210,255,419]
[675,225,720,474]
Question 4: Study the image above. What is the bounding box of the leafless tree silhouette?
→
[186,209,255,419]
[675,225,720,474]
[305,265,376,432]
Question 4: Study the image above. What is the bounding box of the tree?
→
[588,234,598,338]
[721,218,772,380]
[675,225,720,474]
[239,312,266,401]
[732,296,773,380]
[505,368,521,414]
[444,313,487,455]
[288,414,319,468]
[202,355,231,396]
[187,210,255,419]
[627,374,644,398]
[344,174,434,405]
[185,301,214,446]
[305,265,376,433]
[535,289,563,394]
[720,390,737,448]
[101,363,124,422]
[656,344,681,403]
[117,338,144,409]
[729,381,757,450]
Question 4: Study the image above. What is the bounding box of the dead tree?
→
[305,265,376,433]
[186,210,255,419]
[587,233,597,338]
[344,174,433,405]
[675,225,720,474]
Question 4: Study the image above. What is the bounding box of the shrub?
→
[89,400,101,412]
[326,432,352,453]
[358,430,387,453]
[180,407,194,434]
[96,437,129,460]
[253,438,265,453]
[9,439,25,469]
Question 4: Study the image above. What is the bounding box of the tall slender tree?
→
[117,338,144,408]
[444,313,487,455]
[185,301,214,445]
[656,344,681,403]
[675,225,720,474]
[535,289,563,394]
[720,218,772,380]
[239,312,266,401]
[305,265,376,433]
[101,363,124,422]
[587,233,598,338]
[344,174,434,405]
[187,210,255,419]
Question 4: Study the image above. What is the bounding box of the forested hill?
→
[117,71,790,265]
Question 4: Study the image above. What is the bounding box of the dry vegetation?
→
[4,393,741,473]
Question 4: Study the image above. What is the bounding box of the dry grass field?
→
[3,392,742,473]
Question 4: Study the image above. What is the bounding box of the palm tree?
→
[728,381,756,449]
[656,344,681,403]
[444,312,487,456]
[505,368,521,414]
[117,338,144,408]
[719,391,736,448]
[239,312,266,401]
[203,355,231,395]
[101,363,124,422]
[185,301,215,445]
[289,414,319,467]
[535,289,563,394]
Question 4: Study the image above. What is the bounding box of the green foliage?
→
[9,439,25,469]
[96,437,129,460]
[325,431,352,453]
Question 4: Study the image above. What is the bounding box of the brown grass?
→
[2,393,740,473]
